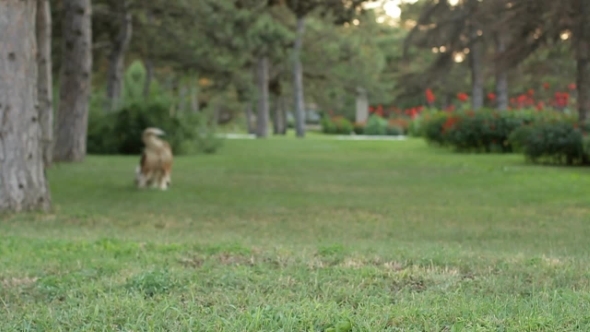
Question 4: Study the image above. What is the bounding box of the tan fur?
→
[135,128,173,190]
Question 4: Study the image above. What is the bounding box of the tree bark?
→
[273,95,287,135]
[355,87,369,123]
[105,1,132,112]
[293,16,306,138]
[279,96,287,135]
[0,0,52,212]
[54,0,92,162]
[576,0,590,123]
[37,0,54,168]
[469,24,484,110]
[494,33,509,111]
[256,55,270,138]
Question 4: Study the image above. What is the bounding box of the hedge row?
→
[419,108,589,165]
[320,115,406,136]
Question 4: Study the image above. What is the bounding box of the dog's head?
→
[143,127,166,138]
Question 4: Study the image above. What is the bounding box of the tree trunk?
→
[105,1,132,112]
[355,87,369,123]
[494,33,509,111]
[576,0,590,123]
[37,0,54,168]
[143,58,153,98]
[469,24,484,110]
[245,103,255,134]
[0,0,52,212]
[293,16,306,138]
[190,83,199,113]
[279,96,287,135]
[256,56,270,138]
[54,0,92,163]
[273,95,287,135]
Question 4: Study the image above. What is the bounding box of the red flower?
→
[445,104,455,112]
[425,88,436,104]
[487,93,496,101]
[569,83,577,90]
[543,82,550,90]
[527,89,535,96]
[442,116,459,133]
[405,107,419,119]
[375,105,384,116]
[457,92,469,102]
[535,101,545,111]
[369,106,375,113]
[554,92,569,108]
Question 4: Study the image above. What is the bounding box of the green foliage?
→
[364,115,388,136]
[509,120,588,165]
[421,109,571,153]
[247,13,294,57]
[320,116,353,135]
[87,100,223,156]
[122,60,148,105]
[386,124,404,136]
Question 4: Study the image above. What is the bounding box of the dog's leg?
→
[137,174,148,189]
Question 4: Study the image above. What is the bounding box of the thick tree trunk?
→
[37,0,54,168]
[54,0,92,162]
[494,33,509,111]
[256,56,270,138]
[0,0,52,212]
[293,16,306,138]
[469,24,484,110]
[576,0,590,123]
[355,87,369,123]
[105,1,132,111]
[143,58,153,98]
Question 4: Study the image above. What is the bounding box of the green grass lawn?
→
[2,137,590,331]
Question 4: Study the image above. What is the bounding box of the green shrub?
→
[408,118,423,137]
[88,99,221,155]
[320,116,353,135]
[353,122,365,135]
[364,115,388,136]
[509,120,588,165]
[422,111,450,145]
[320,115,337,134]
[421,108,572,153]
[386,125,404,136]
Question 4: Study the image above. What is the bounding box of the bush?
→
[88,100,222,155]
[320,115,353,135]
[421,108,571,153]
[388,118,409,135]
[364,115,388,136]
[509,120,588,165]
[353,122,365,135]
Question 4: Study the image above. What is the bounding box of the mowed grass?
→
[2,137,590,331]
